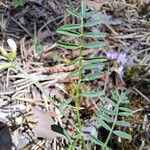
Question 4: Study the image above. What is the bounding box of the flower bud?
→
[7,39,17,60]
[7,39,17,51]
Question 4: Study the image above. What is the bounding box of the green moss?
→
[125,65,142,79]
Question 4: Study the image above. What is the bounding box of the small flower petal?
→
[105,49,118,60]
[106,50,128,66]
[117,52,128,65]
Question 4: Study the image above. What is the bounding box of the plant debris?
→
[0,0,150,149]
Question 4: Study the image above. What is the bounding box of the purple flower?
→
[117,52,128,66]
[105,49,118,60]
[105,50,128,66]
[105,50,128,76]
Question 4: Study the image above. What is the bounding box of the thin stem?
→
[74,16,86,150]
[72,135,81,150]
[102,102,120,150]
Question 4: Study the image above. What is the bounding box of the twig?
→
[133,87,150,103]
[39,16,63,32]
[10,16,33,37]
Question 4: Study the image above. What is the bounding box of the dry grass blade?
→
[30,64,78,74]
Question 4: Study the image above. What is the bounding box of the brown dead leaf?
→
[31,107,64,140]
[86,0,104,10]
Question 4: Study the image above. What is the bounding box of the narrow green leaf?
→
[120,100,129,104]
[84,41,108,49]
[57,41,79,49]
[84,56,107,63]
[103,97,116,107]
[84,20,101,27]
[120,92,128,99]
[100,107,116,116]
[81,0,86,16]
[111,90,120,100]
[58,24,81,30]
[96,118,111,131]
[113,130,132,140]
[119,107,133,113]
[118,112,133,117]
[83,10,96,18]
[84,32,107,38]
[82,72,104,81]
[81,90,104,98]
[59,98,72,110]
[89,135,104,146]
[57,29,80,37]
[86,59,106,64]
[66,8,81,18]
[67,69,79,78]
[115,121,131,127]
[100,113,113,122]
[84,62,105,70]
[63,129,73,143]
[64,58,79,66]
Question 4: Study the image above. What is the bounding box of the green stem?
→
[72,135,81,150]
[102,102,120,150]
[74,16,86,150]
